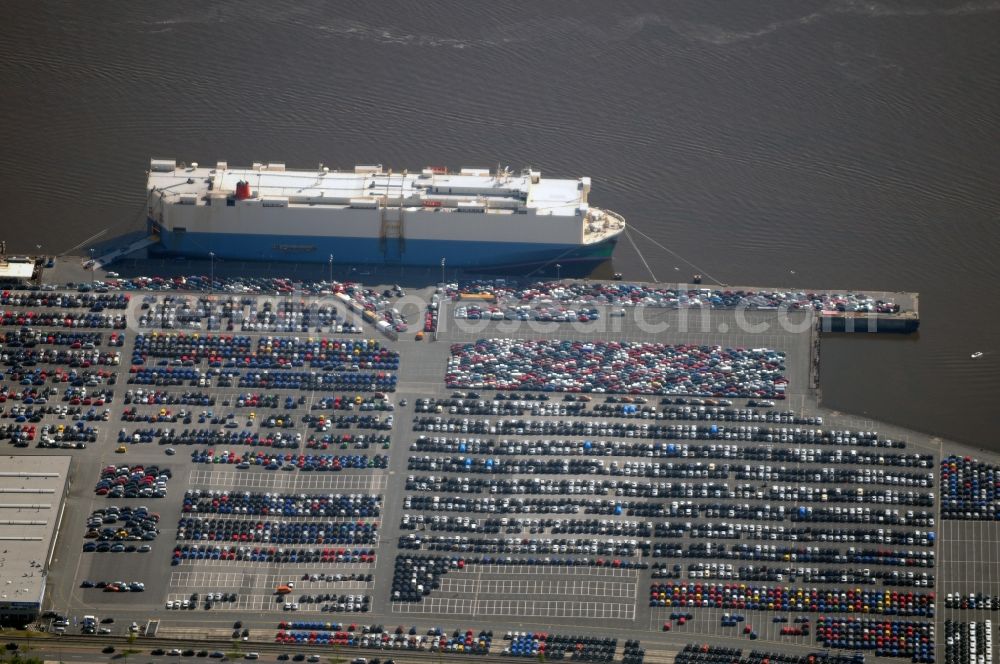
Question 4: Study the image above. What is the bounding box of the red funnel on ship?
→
[235,180,252,200]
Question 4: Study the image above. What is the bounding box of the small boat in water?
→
[971,351,984,359]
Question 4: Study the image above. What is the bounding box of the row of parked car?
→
[306,433,391,450]
[175,517,379,545]
[940,455,1000,520]
[94,464,170,497]
[445,280,904,314]
[409,435,924,469]
[0,329,120,347]
[275,623,486,656]
[124,388,216,405]
[182,490,381,517]
[446,339,787,398]
[131,333,398,368]
[650,582,935,616]
[674,644,861,664]
[399,514,649,536]
[398,533,641,556]
[83,505,160,547]
[944,620,992,664]
[80,580,145,590]
[166,592,239,610]
[650,543,934,568]
[171,545,376,564]
[813,618,934,661]
[0,311,127,328]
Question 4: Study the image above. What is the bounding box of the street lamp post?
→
[555,263,562,281]
[89,249,95,288]
[329,254,334,283]
[440,257,446,286]
[208,252,215,295]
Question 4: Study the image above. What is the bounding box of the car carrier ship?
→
[145,159,625,269]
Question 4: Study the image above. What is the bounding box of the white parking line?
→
[390,597,634,619]
[188,469,387,491]
[391,598,474,616]
[168,571,372,590]
[465,564,639,578]
[438,578,635,598]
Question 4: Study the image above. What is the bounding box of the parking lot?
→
[2,279,989,664]
[940,520,1000,626]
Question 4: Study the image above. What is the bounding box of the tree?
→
[226,640,242,661]
[118,647,140,664]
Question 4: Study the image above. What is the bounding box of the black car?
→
[151,649,165,656]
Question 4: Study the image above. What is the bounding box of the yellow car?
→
[115,444,127,454]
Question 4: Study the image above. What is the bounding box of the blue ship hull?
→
[148,225,619,270]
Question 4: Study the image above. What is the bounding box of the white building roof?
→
[0,456,71,610]
[0,260,35,281]
[148,161,589,217]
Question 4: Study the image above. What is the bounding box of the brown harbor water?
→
[1,0,998,447]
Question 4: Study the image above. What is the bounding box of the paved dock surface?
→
[0,271,986,664]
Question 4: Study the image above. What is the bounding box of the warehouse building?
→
[0,257,37,284]
[0,456,71,625]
